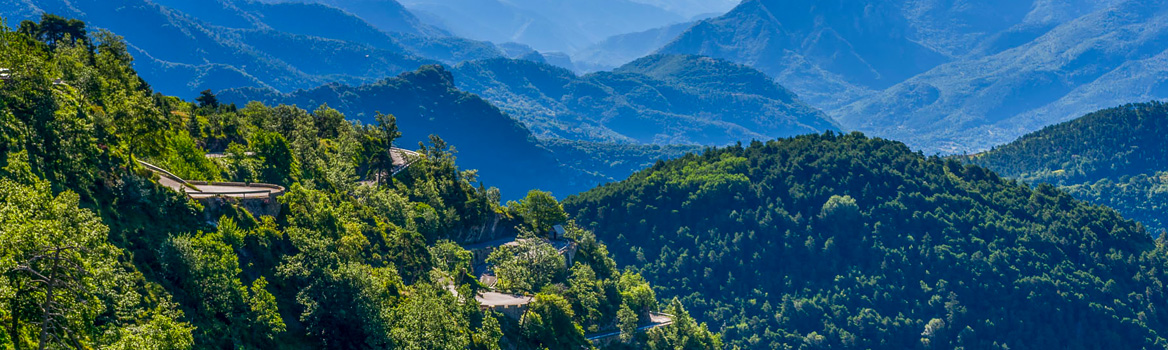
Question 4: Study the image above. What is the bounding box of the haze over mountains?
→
[452,54,837,145]
[660,0,1166,153]
[397,0,729,54]
[1,0,502,97]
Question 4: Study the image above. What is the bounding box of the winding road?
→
[139,160,284,198]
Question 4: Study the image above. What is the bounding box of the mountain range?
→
[397,0,689,54]
[451,54,838,145]
[217,65,701,199]
[0,0,501,97]
[658,0,1167,153]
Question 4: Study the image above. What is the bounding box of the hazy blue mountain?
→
[572,21,697,72]
[451,54,839,145]
[261,0,449,37]
[837,0,1168,153]
[627,0,740,18]
[658,0,1146,153]
[659,0,950,109]
[399,0,685,53]
[218,65,692,198]
[218,65,565,198]
[1,0,501,97]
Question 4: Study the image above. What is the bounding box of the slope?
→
[565,132,1167,349]
[572,21,697,72]
[0,21,716,349]
[837,0,1168,154]
[399,0,684,53]
[451,54,838,146]
[217,65,568,199]
[658,0,950,109]
[1,0,500,97]
[969,101,1168,234]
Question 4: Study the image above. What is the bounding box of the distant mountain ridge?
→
[451,54,839,146]
[0,0,501,97]
[218,65,698,198]
[658,0,1163,154]
[398,0,686,53]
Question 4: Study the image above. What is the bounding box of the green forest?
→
[969,101,1168,234]
[0,16,720,349]
[565,132,1168,349]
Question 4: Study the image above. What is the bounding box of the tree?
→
[365,113,402,187]
[250,131,298,185]
[0,178,116,349]
[645,299,722,350]
[18,14,88,49]
[515,190,568,235]
[247,277,285,343]
[486,239,564,293]
[617,303,638,343]
[196,90,219,109]
[520,294,588,349]
[389,283,472,350]
[0,176,194,349]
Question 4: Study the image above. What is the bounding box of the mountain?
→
[837,0,1168,153]
[0,22,717,349]
[565,132,1168,349]
[659,0,1156,153]
[658,0,950,109]
[218,65,565,198]
[1,0,501,97]
[399,0,685,53]
[572,21,697,72]
[969,101,1168,234]
[451,54,839,145]
[261,0,449,37]
[217,64,694,199]
[626,0,741,19]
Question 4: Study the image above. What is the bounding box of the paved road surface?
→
[585,313,675,341]
[477,292,532,307]
[140,160,283,198]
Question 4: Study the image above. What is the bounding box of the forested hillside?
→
[452,54,838,145]
[970,101,1168,234]
[0,18,718,349]
[565,132,1168,349]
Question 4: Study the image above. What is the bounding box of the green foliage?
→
[487,239,565,293]
[249,131,299,186]
[645,299,722,350]
[567,132,1168,349]
[0,16,677,349]
[246,277,285,342]
[970,101,1168,234]
[0,175,193,348]
[515,189,569,234]
[520,293,588,349]
[430,240,472,277]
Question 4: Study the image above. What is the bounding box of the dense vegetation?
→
[566,132,1168,349]
[452,54,837,145]
[0,17,719,349]
[969,101,1168,234]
